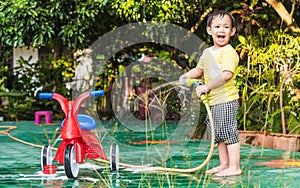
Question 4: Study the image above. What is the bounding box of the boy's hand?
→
[179,76,187,86]
[196,85,210,97]
[178,76,190,90]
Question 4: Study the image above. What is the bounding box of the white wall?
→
[13,46,38,68]
[74,49,93,91]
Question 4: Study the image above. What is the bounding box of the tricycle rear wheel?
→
[41,146,52,171]
[110,144,120,172]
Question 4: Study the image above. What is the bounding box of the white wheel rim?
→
[115,145,119,171]
[47,146,53,165]
[110,144,120,171]
[41,146,52,171]
[70,146,79,177]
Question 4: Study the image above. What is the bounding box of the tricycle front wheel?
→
[64,144,79,178]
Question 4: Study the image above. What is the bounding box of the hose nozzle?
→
[180,78,203,88]
[180,78,207,102]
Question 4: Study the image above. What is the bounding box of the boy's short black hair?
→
[207,10,236,28]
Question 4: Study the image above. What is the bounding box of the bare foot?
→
[215,167,242,177]
[206,165,228,175]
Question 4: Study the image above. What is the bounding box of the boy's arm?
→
[180,67,203,80]
[196,70,233,96]
[207,70,233,90]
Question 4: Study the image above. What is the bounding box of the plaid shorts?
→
[206,100,239,145]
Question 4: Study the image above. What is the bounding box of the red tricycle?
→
[39,90,119,178]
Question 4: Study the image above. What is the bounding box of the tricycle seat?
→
[60,114,96,130]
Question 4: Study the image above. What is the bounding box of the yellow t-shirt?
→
[197,44,239,106]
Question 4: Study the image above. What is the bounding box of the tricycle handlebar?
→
[39,93,53,99]
[90,90,104,97]
[39,90,105,99]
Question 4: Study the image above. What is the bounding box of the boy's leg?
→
[206,141,229,174]
[215,142,242,176]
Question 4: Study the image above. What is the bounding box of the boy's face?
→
[207,14,236,49]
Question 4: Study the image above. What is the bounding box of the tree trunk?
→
[279,74,289,134]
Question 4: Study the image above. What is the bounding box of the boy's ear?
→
[206,26,212,35]
[230,27,236,36]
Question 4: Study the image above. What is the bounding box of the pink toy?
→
[34,110,52,124]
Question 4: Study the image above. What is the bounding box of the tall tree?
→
[0,0,116,56]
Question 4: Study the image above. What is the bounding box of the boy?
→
[180,10,242,177]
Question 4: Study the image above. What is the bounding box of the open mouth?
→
[217,35,225,39]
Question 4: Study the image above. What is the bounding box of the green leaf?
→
[238,35,246,45]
